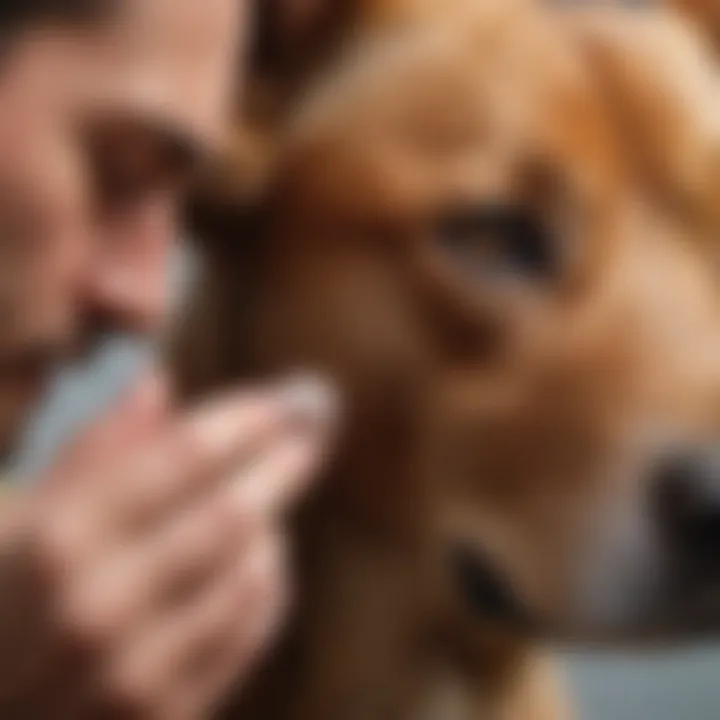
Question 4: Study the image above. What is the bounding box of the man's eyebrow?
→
[85,111,213,176]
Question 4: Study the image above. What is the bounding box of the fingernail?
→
[273,372,339,434]
[228,432,321,514]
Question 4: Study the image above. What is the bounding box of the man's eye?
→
[436,205,557,280]
[96,158,152,207]
[89,142,164,212]
[85,123,195,213]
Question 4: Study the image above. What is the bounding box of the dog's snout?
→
[654,452,720,565]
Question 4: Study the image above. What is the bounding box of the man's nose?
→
[82,209,175,334]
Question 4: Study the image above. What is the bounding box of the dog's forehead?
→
[282,5,617,219]
[293,4,573,138]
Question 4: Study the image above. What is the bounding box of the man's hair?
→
[0,0,115,38]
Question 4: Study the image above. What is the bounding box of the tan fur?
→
[673,0,720,51]
[173,3,720,719]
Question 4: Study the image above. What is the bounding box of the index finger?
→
[96,375,336,534]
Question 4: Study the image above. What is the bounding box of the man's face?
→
[0,0,245,451]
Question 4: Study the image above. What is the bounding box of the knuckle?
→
[224,493,263,543]
[165,428,214,487]
[105,661,163,717]
[33,509,90,578]
[178,410,229,464]
[59,590,120,653]
[247,536,287,603]
[169,502,235,572]
[175,427,207,466]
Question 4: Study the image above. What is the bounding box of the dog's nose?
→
[653,452,720,568]
[449,546,528,626]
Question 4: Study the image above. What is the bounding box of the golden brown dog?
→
[173,1,720,718]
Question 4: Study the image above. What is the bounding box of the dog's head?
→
[178,0,720,643]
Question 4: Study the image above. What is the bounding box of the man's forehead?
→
[74,0,246,156]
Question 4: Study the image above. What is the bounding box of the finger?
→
[179,543,290,719]
[228,425,329,520]
[101,375,336,533]
[43,375,334,574]
[70,423,323,635]
[106,535,283,717]
[67,490,257,636]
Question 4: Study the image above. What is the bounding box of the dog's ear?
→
[670,0,720,54]
[193,0,354,206]
[249,0,488,78]
[572,10,720,236]
[195,0,433,207]
[251,0,359,86]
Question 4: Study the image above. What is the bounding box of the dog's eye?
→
[436,205,556,280]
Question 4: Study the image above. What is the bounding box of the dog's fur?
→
[173,2,720,719]
[673,0,720,51]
